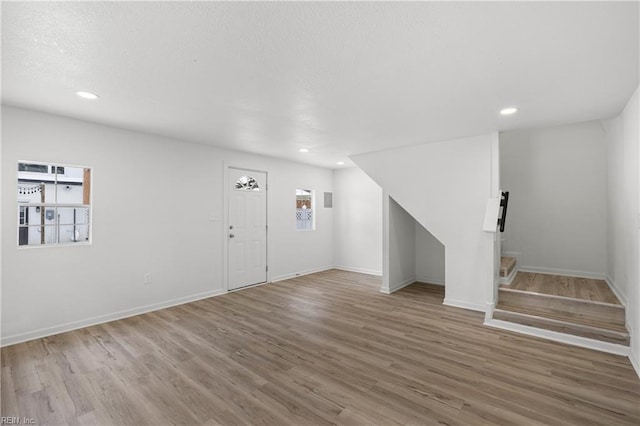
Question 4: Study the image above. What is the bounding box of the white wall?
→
[382,196,416,293]
[500,121,608,278]
[353,134,497,312]
[333,167,382,275]
[333,167,445,285]
[1,106,334,345]
[604,87,639,374]
[415,222,445,285]
[605,117,624,293]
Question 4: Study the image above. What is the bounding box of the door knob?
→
[229,234,235,238]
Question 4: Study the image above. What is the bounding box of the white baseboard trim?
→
[270,265,334,283]
[1,288,226,347]
[485,302,496,322]
[228,281,270,293]
[630,350,640,379]
[333,265,382,276]
[443,298,487,313]
[604,275,627,307]
[484,318,630,357]
[414,275,445,286]
[380,276,415,294]
[519,265,605,280]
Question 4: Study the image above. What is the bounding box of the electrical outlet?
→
[144,272,152,285]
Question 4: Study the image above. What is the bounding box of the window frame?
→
[16,160,93,249]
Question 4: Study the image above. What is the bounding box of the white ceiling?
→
[2,1,638,169]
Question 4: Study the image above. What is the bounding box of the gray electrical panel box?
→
[324,192,333,208]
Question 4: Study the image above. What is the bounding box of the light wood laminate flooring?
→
[506,271,621,304]
[2,270,639,425]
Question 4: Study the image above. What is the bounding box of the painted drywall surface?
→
[604,87,639,372]
[500,121,607,277]
[332,166,446,285]
[491,133,501,308]
[1,106,333,343]
[634,87,640,375]
[605,117,626,300]
[353,134,495,311]
[381,196,416,293]
[415,222,445,285]
[333,167,382,275]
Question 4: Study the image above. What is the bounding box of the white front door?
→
[228,168,267,291]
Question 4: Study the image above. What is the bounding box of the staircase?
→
[499,256,517,284]
[500,256,516,277]
[493,272,629,347]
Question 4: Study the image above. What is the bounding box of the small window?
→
[296,189,314,230]
[235,175,260,191]
[17,162,91,247]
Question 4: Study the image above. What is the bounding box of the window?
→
[235,175,260,191]
[296,189,314,230]
[17,162,91,247]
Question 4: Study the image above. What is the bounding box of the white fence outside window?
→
[296,209,313,230]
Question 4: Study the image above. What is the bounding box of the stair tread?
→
[498,286,624,308]
[500,256,517,266]
[502,272,622,305]
[496,303,629,334]
[497,286,626,327]
[493,309,630,345]
[500,256,517,278]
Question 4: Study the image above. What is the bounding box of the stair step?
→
[507,272,621,304]
[500,256,517,278]
[493,308,630,346]
[496,301,627,332]
[498,287,625,326]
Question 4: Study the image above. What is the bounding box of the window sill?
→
[17,241,92,250]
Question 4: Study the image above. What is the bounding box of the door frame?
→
[222,163,269,292]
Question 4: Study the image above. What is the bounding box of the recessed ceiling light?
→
[299,148,309,153]
[500,107,518,115]
[337,161,345,165]
[75,91,99,100]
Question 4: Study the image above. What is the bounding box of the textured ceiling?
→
[2,1,638,168]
